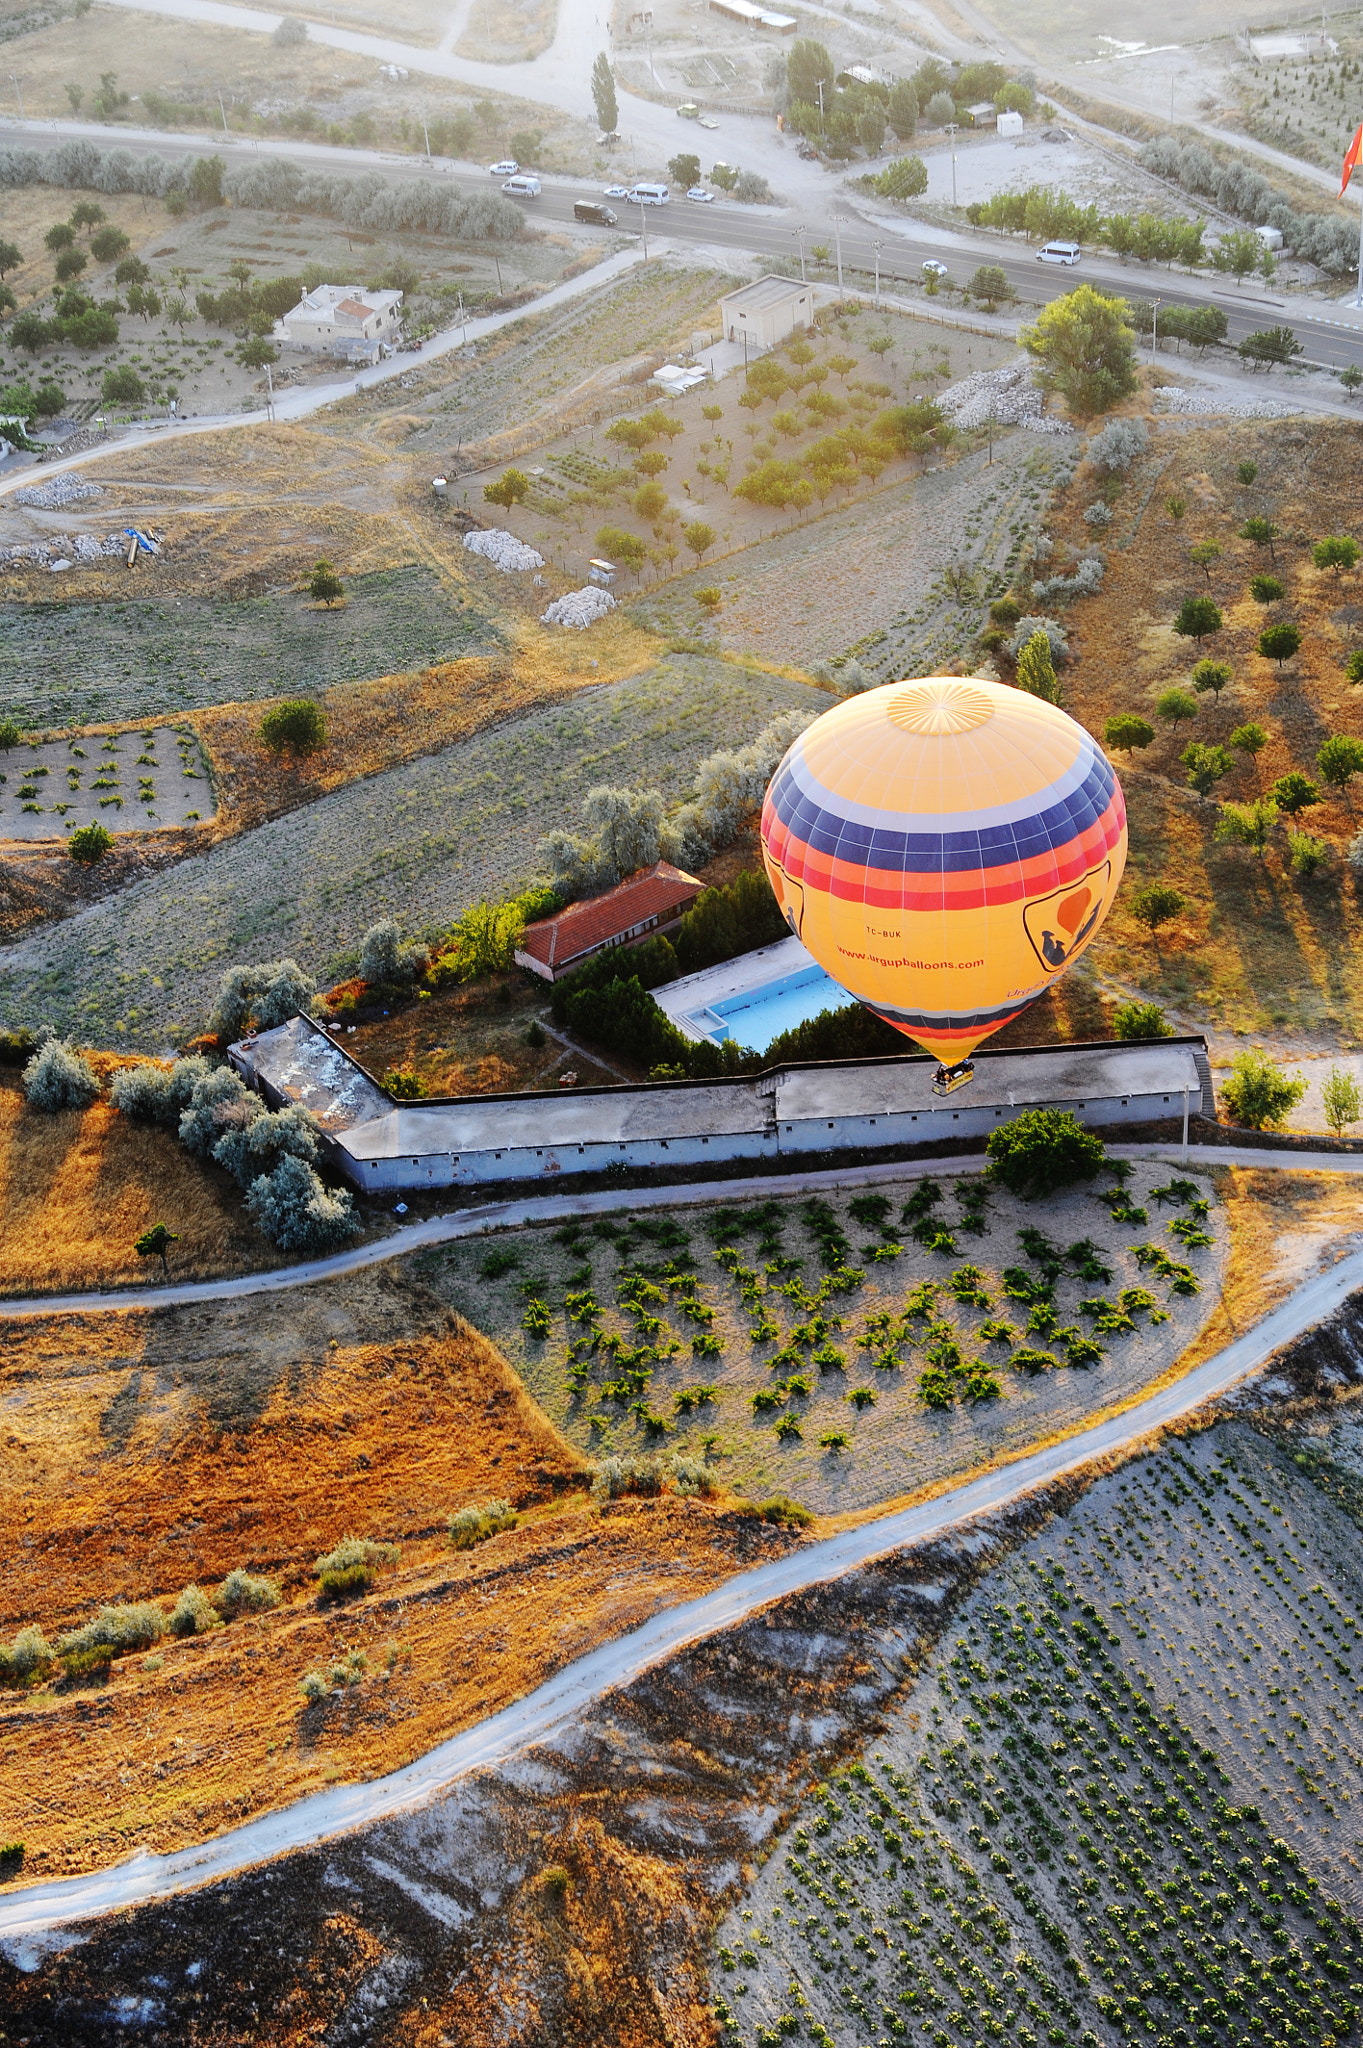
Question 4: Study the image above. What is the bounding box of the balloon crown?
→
[885,678,996,736]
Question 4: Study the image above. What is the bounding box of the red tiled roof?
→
[517,861,704,972]
[335,297,375,320]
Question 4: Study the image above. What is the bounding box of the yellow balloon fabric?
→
[760,677,1128,1063]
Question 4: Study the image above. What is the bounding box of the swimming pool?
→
[680,961,856,1052]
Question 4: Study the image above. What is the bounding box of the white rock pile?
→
[13,475,105,510]
[1152,387,1305,421]
[0,530,129,568]
[937,359,1074,436]
[462,527,545,572]
[541,586,616,630]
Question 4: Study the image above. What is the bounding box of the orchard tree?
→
[1258,620,1301,669]
[1250,574,1284,604]
[1173,595,1222,643]
[260,698,327,755]
[483,466,530,507]
[1215,797,1278,857]
[1020,287,1138,417]
[1268,769,1320,816]
[591,51,618,132]
[0,240,20,277]
[1156,686,1199,730]
[1189,540,1221,585]
[1190,658,1231,699]
[134,1222,180,1279]
[1240,515,1278,561]
[1317,734,1363,796]
[683,519,715,564]
[1313,535,1361,580]
[1181,741,1234,796]
[1221,1048,1306,1129]
[1104,713,1154,755]
[308,560,344,606]
[1114,999,1172,1040]
[1130,884,1185,937]
[1229,722,1267,763]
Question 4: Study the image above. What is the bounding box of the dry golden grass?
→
[1059,417,1363,1040]
[0,1274,799,1877]
[0,1064,283,1295]
[0,187,159,312]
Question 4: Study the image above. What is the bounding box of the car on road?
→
[626,182,670,206]
[574,199,618,225]
[489,159,518,176]
[1037,240,1082,265]
[921,259,949,279]
[502,174,541,198]
[698,115,719,130]
[676,101,699,118]
[687,185,715,202]
[603,183,628,198]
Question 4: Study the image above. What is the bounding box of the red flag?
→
[1343,122,1363,195]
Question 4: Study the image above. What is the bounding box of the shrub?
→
[208,957,317,1040]
[308,559,344,605]
[591,1451,719,1501]
[1287,829,1328,878]
[169,1584,220,1637]
[215,1568,281,1618]
[101,364,143,406]
[57,1602,164,1660]
[299,1668,328,1703]
[1087,417,1148,472]
[213,1103,320,1188]
[448,1498,517,1550]
[0,1625,53,1688]
[1173,596,1222,643]
[0,1029,36,1066]
[987,1108,1107,1199]
[675,867,787,975]
[1156,687,1198,729]
[110,1053,211,1126]
[1322,1065,1362,1136]
[178,1065,257,1156]
[1221,1049,1305,1129]
[245,1154,360,1253]
[1268,770,1320,816]
[315,1533,399,1598]
[1215,797,1278,855]
[1104,714,1154,755]
[23,1038,100,1112]
[748,1494,812,1527]
[1114,999,1172,1040]
[1082,501,1112,527]
[359,917,427,986]
[1259,621,1301,668]
[260,698,326,755]
[68,821,113,863]
[1190,658,1231,698]
[1015,629,1060,704]
[1249,574,1284,604]
[1130,884,1185,936]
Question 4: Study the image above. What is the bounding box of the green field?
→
[0,567,501,730]
[0,656,827,1045]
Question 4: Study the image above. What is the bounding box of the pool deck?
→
[655,935,847,1047]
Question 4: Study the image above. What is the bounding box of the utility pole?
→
[873,237,884,307]
[9,74,23,122]
[638,199,649,259]
[946,122,958,207]
[265,359,275,423]
[422,117,431,157]
[217,90,228,134]
[1152,295,1160,359]
[833,213,846,298]
[794,223,807,281]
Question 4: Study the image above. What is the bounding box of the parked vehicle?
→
[626,182,670,206]
[574,199,618,224]
[676,101,699,118]
[687,185,715,202]
[698,115,719,130]
[502,174,542,198]
[603,183,628,198]
[489,158,518,175]
[1037,240,1082,265]
[921,258,949,279]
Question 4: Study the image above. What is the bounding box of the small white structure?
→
[1254,224,1284,252]
[719,275,815,351]
[996,108,1024,137]
[709,0,797,29]
[273,284,404,355]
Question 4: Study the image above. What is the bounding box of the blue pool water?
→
[686,963,855,1052]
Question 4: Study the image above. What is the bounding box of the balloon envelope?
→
[760,677,1127,1064]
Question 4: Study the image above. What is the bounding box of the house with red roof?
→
[514,861,706,982]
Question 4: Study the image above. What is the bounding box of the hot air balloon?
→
[760,676,1127,1093]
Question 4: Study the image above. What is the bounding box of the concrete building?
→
[514,861,705,983]
[996,109,1024,136]
[273,284,404,357]
[231,1014,1212,1195]
[719,276,815,352]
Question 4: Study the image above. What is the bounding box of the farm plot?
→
[0,724,211,842]
[716,1418,1363,2048]
[649,434,1062,672]
[423,1164,1224,1516]
[0,657,827,1046]
[0,568,497,731]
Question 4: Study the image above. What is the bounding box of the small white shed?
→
[996,108,1024,137]
[719,275,815,351]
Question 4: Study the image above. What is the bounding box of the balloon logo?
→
[760,677,1127,1071]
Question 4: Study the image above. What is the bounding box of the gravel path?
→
[1,1194,1357,1940]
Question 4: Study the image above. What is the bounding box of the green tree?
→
[260,699,327,755]
[1190,658,1231,699]
[1215,798,1277,856]
[633,479,668,524]
[308,559,344,606]
[1156,687,1198,730]
[0,239,21,277]
[1236,460,1258,486]
[1173,595,1222,643]
[1113,999,1172,1040]
[70,201,104,235]
[888,77,918,139]
[1348,651,1363,684]
[1220,1048,1305,1130]
[54,247,87,283]
[1237,325,1303,369]
[968,264,1014,310]
[595,524,647,577]
[1228,721,1267,761]
[1341,365,1363,396]
[1015,629,1060,704]
[1313,535,1361,579]
[101,365,144,406]
[1249,573,1284,603]
[682,519,714,564]
[1240,515,1278,560]
[788,36,835,108]
[1020,285,1137,418]
[1258,620,1301,669]
[986,1107,1108,1200]
[1288,829,1328,878]
[1317,734,1363,795]
[238,336,278,370]
[1104,713,1154,755]
[90,225,130,264]
[1189,540,1221,584]
[1166,496,1186,522]
[1212,229,1263,281]
[1323,1065,1362,1136]
[134,1221,180,1279]
[483,466,530,507]
[33,380,64,418]
[1130,884,1185,936]
[669,151,701,190]
[43,222,75,253]
[591,50,618,132]
[1181,741,1233,795]
[1269,769,1320,816]
[68,822,114,864]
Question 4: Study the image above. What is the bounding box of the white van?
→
[1036,240,1081,265]
[627,181,670,206]
[502,173,542,198]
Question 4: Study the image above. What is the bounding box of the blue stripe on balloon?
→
[766,748,1117,875]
